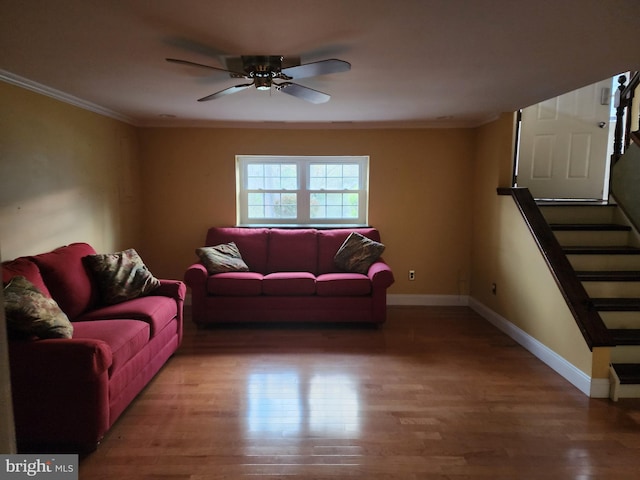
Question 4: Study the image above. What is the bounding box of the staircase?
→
[539,201,640,400]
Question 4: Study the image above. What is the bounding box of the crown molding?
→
[0,69,137,125]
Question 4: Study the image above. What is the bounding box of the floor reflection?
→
[246,371,360,435]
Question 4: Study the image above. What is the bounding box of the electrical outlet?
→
[491,283,497,295]
[409,270,416,281]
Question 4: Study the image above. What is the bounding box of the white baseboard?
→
[468,297,609,398]
[387,294,469,306]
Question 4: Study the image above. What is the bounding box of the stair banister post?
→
[612,74,627,165]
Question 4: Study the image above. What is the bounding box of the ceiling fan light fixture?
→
[254,76,271,91]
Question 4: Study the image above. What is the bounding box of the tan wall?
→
[138,127,475,294]
[0,79,607,395]
[470,113,593,375]
[0,82,142,260]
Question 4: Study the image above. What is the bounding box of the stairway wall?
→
[470,114,598,385]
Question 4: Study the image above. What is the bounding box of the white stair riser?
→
[568,254,640,271]
[610,346,640,363]
[541,206,616,225]
[610,384,640,400]
[554,230,630,247]
[601,311,640,329]
[583,281,640,298]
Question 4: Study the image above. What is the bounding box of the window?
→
[236,155,369,226]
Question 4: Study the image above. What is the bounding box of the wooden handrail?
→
[497,187,614,349]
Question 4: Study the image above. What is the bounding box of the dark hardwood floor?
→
[79,306,640,479]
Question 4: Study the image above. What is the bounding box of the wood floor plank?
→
[79,306,640,479]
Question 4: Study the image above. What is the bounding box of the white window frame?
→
[236,155,369,227]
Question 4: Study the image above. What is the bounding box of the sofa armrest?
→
[368,260,395,289]
[154,279,187,302]
[9,338,113,381]
[184,263,208,288]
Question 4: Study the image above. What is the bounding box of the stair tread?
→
[609,329,640,345]
[550,223,631,231]
[611,363,640,384]
[537,201,616,207]
[564,245,640,255]
[576,271,640,281]
[592,298,640,311]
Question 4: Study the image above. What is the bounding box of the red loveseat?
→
[2,243,185,452]
[184,227,394,326]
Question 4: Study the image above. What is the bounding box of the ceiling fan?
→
[166,55,350,104]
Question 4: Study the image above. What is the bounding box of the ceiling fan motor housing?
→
[236,55,287,90]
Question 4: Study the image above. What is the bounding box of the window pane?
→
[247,164,264,176]
[282,164,297,177]
[265,164,281,177]
[344,193,358,206]
[310,193,325,219]
[310,205,326,218]
[326,164,342,177]
[343,164,359,177]
[309,192,360,219]
[282,177,297,190]
[327,206,342,217]
[248,192,297,219]
[310,163,359,191]
[343,177,359,190]
[248,193,264,205]
[262,193,297,218]
[327,177,342,190]
[265,177,281,189]
[247,177,264,189]
[310,164,326,177]
[343,206,358,218]
[248,205,264,218]
[327,193,342,205]
[248,163,298,190]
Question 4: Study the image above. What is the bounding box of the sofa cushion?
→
[4,276,74,339]
[316,273,372,296]
[84,249,161,306]
[2,257,51,298]
[263,272,316,296]
[206,227,269,273]
[72,320,150,374]
[267,229,318,273]
[334,232,385,274]
[30,243,97,320]
[207,272,264,296]
[196,242,249,274]
[76,296,177,338]
[317,228,381,274]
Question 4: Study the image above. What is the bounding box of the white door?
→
[517,78,612,200]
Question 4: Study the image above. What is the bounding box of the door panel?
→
[518,78,611,200]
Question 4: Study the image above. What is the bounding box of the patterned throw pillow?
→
[84,248,160,305]
[4,275,73,339]
[334,232,385,274]
[196,242,250,274]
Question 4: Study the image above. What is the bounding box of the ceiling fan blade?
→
[276,82,331,104]
[166,58,246,77]
[197,83,253,102]
[281,59,351,80]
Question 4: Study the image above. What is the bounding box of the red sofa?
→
[184,227,394,325]
[2,243,185,452]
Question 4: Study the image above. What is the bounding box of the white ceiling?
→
[1,0,638,128]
